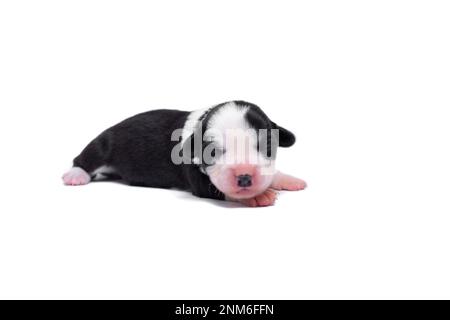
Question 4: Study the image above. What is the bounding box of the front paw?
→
[271,172,307,191]
[239,189,278,207]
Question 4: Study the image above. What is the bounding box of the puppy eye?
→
[211,147,225,158]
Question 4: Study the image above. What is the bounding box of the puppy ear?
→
[271,121,296,147]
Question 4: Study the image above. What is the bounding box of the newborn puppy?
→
[63,100,306,206]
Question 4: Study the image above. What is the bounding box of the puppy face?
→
[185,101,295,199]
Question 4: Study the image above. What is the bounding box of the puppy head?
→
[187,101,295,199]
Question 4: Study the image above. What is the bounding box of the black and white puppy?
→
[63,100,306,207]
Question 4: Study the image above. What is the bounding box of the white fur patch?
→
[92,165,116,180]
[181,107,209,144]
[206,102,250,133]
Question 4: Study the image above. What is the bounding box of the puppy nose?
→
[237,174,252,187]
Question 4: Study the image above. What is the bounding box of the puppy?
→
[63,101,306,206]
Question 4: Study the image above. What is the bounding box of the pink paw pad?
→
[62,167,91,186]
[272,173,307,191]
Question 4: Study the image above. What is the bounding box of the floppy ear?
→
[271,121,296,147]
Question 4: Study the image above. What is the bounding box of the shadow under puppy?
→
[63,100,306,207]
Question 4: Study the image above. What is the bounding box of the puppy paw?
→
[271,172,307,191]
[239,189,278,207]
[62,167,91,186]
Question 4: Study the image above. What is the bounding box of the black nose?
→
[237,174,252,187]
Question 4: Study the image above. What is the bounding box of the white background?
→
[0,0,449,299]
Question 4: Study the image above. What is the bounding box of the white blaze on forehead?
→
[206,102,250,133]
[181,101,252,147]
[205,102,252,148]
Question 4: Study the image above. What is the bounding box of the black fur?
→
[241,100,296,155]
[71,101,295,201]
[74,110,190,189]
